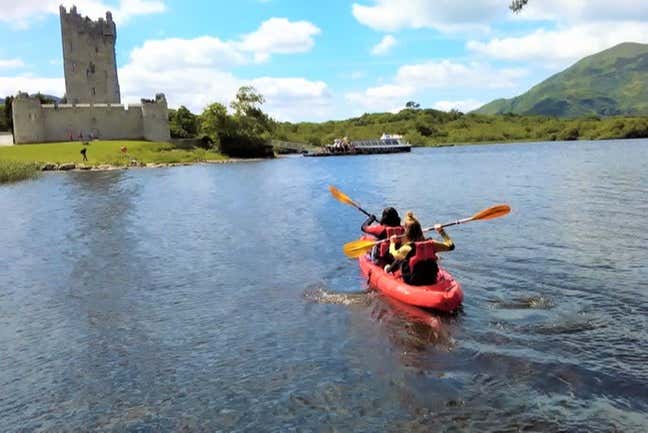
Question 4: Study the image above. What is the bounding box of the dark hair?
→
[380,207,401,227]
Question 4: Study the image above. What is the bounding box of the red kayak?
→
[358,252,463,313]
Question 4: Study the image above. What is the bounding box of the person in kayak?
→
[361,207,403,264]
[385,211,454,285]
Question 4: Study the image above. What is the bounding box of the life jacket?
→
[401,241,439,286]
[376,226,405,260]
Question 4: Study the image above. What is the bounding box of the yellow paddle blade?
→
[343,239,378,259]
[471,204,511,221]
[329,185,357,207]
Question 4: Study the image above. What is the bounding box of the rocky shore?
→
[38,158,261,172]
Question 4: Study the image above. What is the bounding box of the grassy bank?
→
[0,140,227,166]
[0,160,41,184]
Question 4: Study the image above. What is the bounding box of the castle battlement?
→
[59,5,115,39]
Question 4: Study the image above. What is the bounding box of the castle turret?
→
[12,93,45,143]
[142,94,171,142]
[59,5,121,104]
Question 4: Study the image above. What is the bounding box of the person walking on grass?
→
[80,146,88,161]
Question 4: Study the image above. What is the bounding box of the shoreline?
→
[38,158,265,172]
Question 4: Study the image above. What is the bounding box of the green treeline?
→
[272,109,648,146]
[170,98,648,149]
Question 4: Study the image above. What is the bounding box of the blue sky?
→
[1,0,648,121]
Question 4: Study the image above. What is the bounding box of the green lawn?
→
[0,140,227,166]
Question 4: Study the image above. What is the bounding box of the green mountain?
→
[475,42,648,117]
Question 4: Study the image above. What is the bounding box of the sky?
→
[1,0,648,121]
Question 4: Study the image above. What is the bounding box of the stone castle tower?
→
[12,5,170,144]
[59,5,121,104]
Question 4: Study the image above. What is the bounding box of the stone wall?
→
[12,94,170,144]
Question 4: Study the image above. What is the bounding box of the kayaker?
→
[361,207,403,264]
[361,207,401,237]
[385,211,454,285]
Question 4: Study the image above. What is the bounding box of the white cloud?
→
[467,21,648,65]
[110,17,326,119]
[0,59,25,70]
[432,99,483,113]
[250,77,331,120]
[346,60,526,113]
[127,37,247,72]
[118,61,331,120]
[237,18,321,63]
[371,35,396,55]
[126,18,320,69]
[0,0,166,28]
[113,18,327,119]
[395,60,526,89]
[346,84,415,111]
[352,0,502,33]
[0,76,65,97]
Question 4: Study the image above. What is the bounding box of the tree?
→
[415,120,437,137]
[199,86,276,158]
[33,93,56,104]
[4,96,14,132]
[510,0,529,13]
[405,101,421,109]
[199,102,230,139]
[230,86,276,138]
[169,105,198,138]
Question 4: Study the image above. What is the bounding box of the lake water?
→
[1,140,647,432]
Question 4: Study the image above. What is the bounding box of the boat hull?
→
[303,145,411,157]
[358,253,463,313]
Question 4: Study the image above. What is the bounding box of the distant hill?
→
[2,94,62,103]
[475,42,648,117]
[38,94,63,103]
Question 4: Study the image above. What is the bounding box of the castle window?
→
[91,88,96,96]
[72,63,76,72]
[95,46,99,53]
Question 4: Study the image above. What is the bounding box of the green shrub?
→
[218,133,274,158]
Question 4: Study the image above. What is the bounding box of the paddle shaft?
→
[354,204,373,218]
[369,216,473,247]
[424,216,474,231]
